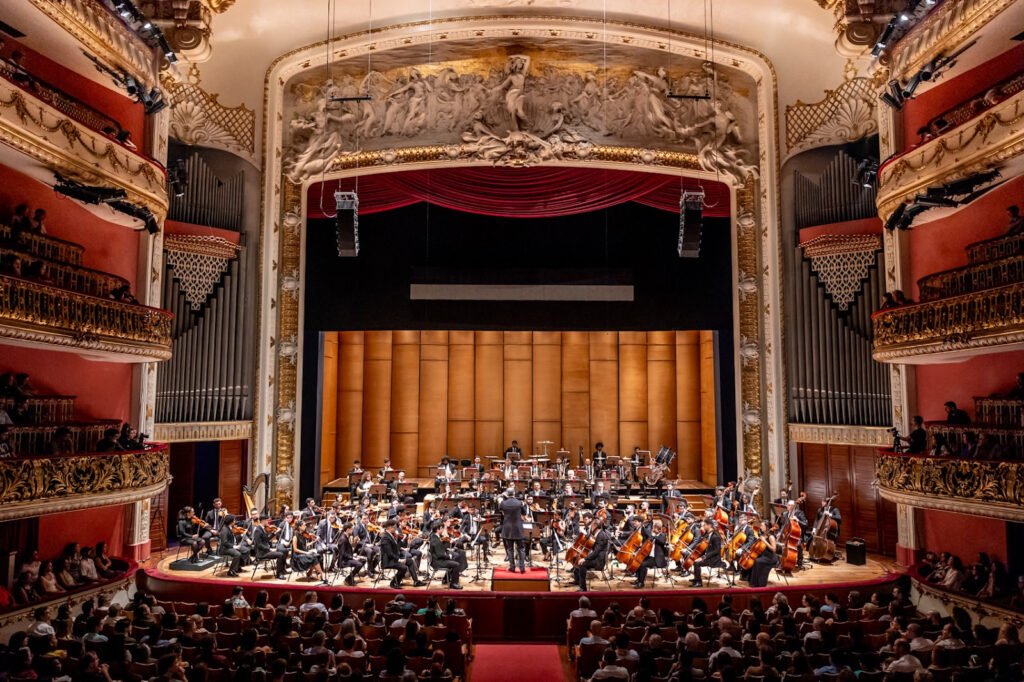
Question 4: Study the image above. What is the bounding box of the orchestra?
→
[171,442,844,592]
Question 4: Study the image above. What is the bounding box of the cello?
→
[776,513,801,572]
[669,517,696,563]
[679,531,710,571]
[808,494,839,561]
[616,527,654,573]
[565,530,595,567]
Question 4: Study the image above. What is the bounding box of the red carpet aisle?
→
[471,643,568,681]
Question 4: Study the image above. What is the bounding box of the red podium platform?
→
[491,566,550,592]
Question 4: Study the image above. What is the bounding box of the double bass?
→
[776,514,801,572]
[808,494,839,561]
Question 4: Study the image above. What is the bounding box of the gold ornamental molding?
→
[152,420,252,442]
[876,451,1024,523]
[0,275,173,362]
[912,576,1024,629]
[872,283,1024,363]
[0,446,171,522]
[26,0,160,90]
[257,15,785,509]
[788,423,892,447]
[884,0,1018,82]
[0,78,169,223]
[785,77,880,158]
[163,65,256,158]
[875,89,1024,222]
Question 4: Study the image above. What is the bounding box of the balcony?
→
[876,88,1024,226]
[0,68,167,224]
[0,444,170,521]
[872,282,1024,363]
[0,274,173,362]
[875,450,1024,522]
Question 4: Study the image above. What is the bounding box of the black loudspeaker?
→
[846,538,867,566]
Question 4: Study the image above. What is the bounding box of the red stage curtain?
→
[306,167,730,219]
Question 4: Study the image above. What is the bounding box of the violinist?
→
[380,519,424,589]
[276,511,296,552]
[336,523,366,586]
[176,506,205,563]
[217,514,249,577]
[316,511,342,557]
[462,508,489,561]
[253,516,287,580]
[291,518,328,585]
[428,520,465,589]
[353,511,381,575]
[204,498,229,533]
[633,519,668,589]
[572,518,610,592]
[300,497,320,521]
[689,518,723,587]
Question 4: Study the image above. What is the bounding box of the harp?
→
[242,473,270,517]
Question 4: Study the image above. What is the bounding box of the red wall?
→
[0,164,140,287]
[902,42,1024,149]
[920,508,1007,564]
[914,349,1024,423]
[907,174,1024,299]
[0,346,131,422]
[4,38,145,145]
[36,505,127,558]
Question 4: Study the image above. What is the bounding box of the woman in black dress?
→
[291,519,328,584]
[749,528,779,588]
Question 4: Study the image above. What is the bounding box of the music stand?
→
[380,470,400,483]
[368,484,388,503]
[397,482,418,499]
[469,519,495,583]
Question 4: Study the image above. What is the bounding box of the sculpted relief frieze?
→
[283,42,759,184]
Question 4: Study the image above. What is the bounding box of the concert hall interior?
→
[1,0,1024,680]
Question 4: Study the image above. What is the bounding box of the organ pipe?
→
[168,153,245,232]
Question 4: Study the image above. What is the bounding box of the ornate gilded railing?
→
[917,255,1024,301]
[0,224,84,265]
[966,233,1024,264]
[875,450,1024,522]
[872,283,1024,361]
[0,275,173,360]
[0,395,75,424]
[0,245,128,298]
[0,58,125,137]
[926,422,1024,457]
[974,397,1024,426]
[0,444,170,520]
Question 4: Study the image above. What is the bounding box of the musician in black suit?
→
[634,519,668,588]
[498,488,527,573]
[379,520,423,589]
[204,498,228,535]
[428,522,465,589]
[592,442,607,471]
[778,500,809,568]
[217,515,249,577]
[176,507,204,563]
[690,519,723,587]
[253,517,287,579]
[572,519,610,592]
[336,524,366,586]
[504,440,522,460]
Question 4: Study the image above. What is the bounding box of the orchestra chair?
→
[299,652,328,672]
[423,555,452,589]
[250,554,287,582]
[575,641,608,680]
[372,566,399,588]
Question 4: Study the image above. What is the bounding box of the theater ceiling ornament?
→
[254,15,787,509]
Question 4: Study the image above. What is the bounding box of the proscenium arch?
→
[256,15,786,508]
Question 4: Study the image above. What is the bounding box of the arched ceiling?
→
[186,0,851,161]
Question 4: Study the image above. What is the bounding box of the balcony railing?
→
[974,397,1024,426]
[875,450,1024,522]
[0,444,170,521]
[0,225,84,265]
[0,395,75,424]
[872,283,1024,362]
[0,274,172,361]
[0,244,129,298]
[966,233,1024,264]
[917,255,1024,302]
[7,419,121,457]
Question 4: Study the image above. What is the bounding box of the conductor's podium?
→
[491,566,550,592]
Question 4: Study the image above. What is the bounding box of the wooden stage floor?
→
[149,547,897,594]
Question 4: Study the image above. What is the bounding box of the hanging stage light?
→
[678,189,705,258]
[334,190,359,257]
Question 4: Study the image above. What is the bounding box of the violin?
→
[265,523,281,535]
[230,523,247,536]
[301,530,317,542]
[191,515,210,529]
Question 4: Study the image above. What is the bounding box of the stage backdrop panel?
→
[320,330,719,484]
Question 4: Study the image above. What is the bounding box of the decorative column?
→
[895,502,923,567]
[124,498,153,562]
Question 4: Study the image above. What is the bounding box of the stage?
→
[141,548,900,640]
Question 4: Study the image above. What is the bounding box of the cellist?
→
[777,499,808,570]
[633,519,667,589]
[689,518,723,587]
[572,518,610,592]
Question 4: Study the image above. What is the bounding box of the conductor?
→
[498,487,527,573]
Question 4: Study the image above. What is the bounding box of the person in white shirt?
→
[885,640,924,674]
[590,649,630,681]
[79,547,100,582]
[298,590,327,617]
[570,596,597,620]
[934,623,966,649]
[26,607,55,638]
[710,632,743,669]
[905,623,935,654]
[579,620,609,646]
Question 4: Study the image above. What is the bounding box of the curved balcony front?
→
[0,444,170,522]
[875,450,1024,523]
[872,283,1024,363]
[0,274,173,362]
